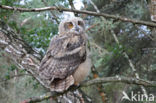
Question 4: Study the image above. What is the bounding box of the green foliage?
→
[4,72,10,80]
[125,1,148,19]
[8,65,17,71]
[20,15,58,54]
[1,0,17,6]
[2,64,17,80]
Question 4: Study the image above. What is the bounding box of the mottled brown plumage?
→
[39,17,91,92]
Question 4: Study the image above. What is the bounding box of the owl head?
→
[58,17,85,35]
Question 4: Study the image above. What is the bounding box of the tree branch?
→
[21,76,156,103]
[82,76,156,87]
[0,5,156,27]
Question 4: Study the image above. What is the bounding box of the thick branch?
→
[22,76,156,103]
[82,76,156,87]
[0,5,156,27]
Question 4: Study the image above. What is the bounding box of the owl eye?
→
[68,22,73,29]
[78,21,83,26]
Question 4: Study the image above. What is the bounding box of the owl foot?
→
[74,82,80,86]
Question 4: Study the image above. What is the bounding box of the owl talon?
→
[74,82,80,86]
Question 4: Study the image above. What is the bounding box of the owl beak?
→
[75,26,79,32]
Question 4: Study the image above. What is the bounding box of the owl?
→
[39,17,92,92]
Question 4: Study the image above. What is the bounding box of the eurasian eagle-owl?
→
[39,17,92,92]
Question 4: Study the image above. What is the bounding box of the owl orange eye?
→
[78,21,82,25]
[68,22,73,29]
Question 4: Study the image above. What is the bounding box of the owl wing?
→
[39,35,86,92]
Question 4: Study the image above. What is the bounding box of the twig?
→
[134,24,154,41]
[88,0,100,13]
[86,23,99,31]
[20,17,32,27]
[0,5,156,27]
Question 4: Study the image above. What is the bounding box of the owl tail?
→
[50,75,74,92]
